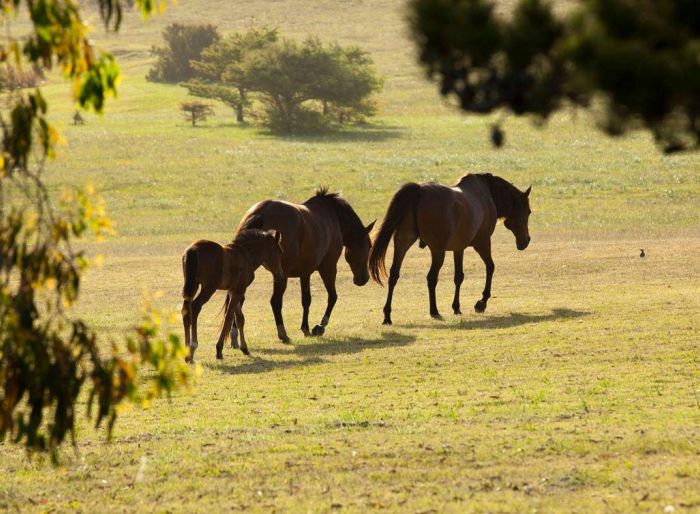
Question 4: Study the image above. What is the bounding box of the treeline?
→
[148,24,382,133]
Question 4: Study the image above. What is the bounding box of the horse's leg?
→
[233,294,250,356]
[473,240,495,313]
[383,230,417,325]
[230,294,243,350]
[182,299,191,353]
[300,274,312,336]
[271,274,290,343]
[452,250,465,315]
[188,286,216,363]
[215,292,235,360]
[427,247,446,320]
[312,262,337,336]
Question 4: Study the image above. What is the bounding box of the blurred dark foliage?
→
[409,0,699,152]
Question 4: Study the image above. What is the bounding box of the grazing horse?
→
[369,173,531,324]
[235,188,374,342]
[181,228,283,362]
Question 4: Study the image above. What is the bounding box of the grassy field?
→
[2,1,700,512]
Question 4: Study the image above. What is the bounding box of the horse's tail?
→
[182,246,199,300]
[217,292,232,344]
[369,182,422,285]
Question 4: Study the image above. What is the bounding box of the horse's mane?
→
[469,173,526,219]
[306,188,366,243]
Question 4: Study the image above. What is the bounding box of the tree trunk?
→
[237,88,246,123]
[322,100,328,116]
[191,112,196,126]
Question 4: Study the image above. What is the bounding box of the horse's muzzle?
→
[353,275,369,286]
[517,236,531,251]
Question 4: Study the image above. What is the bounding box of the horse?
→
[181,228,283,362]
[369,173,531,325]
[234,188,374,343]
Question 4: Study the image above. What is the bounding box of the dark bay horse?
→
[369,173,531,324]
[235,188,374,342]
[181,228,283,362]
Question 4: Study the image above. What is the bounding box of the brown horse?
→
[369,173,531,324]
[181,228,283,362]
[235,188,374,342]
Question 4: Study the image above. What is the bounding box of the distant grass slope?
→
[1,1,699,513]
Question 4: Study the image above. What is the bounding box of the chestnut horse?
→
[181,228,283,362]
[235,188,374,342]
[369,173,531,324]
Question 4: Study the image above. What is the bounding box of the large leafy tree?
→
[1,0,189,462]
[183,28,279,123]
[409,0,700,153]
[147,23,220,83]
[239,36,382,132]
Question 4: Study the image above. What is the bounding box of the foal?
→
[181,229,283,362]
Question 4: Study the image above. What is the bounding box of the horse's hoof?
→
[431,313,444,321]
[453,308,462,315]
[382,318,392,325]
[184,356,191,364]
[474,300,487,313]
[280,337,291,344]
[216,353,223,360]
[302,328,311,337]
[231,341,239,350]
[311,325,325,336]
[241,347,250,356]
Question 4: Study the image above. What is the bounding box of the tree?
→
[1,0,189,463]
[408,0,700,153]
[183,28,279,123]
[240,36,382,132]
[147,23,220,83]
[318,45,383,124]
[180,101,215,126]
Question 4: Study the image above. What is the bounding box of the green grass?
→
[2,1,700,512]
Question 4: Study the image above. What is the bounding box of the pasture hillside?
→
[1,1,699,512]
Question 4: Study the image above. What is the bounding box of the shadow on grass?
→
[262,125,406,143]
[259,331,416,357]
[208,331,415,375]
[401,308,591,331]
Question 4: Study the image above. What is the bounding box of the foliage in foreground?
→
[409,0,700,153]
[0,0,190,462]
[181,28,383,132]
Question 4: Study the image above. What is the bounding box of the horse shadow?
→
[402,308,591,331]
[207,331,415,375]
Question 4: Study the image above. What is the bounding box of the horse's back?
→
[239,199,316,275]
[416,180,493,251]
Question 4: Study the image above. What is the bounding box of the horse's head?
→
[503,186,531,251]
[263,230,284,279]
[345,220,375,286]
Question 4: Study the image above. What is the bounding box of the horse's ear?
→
[366,220,376,233]
[273,230,282,245]
[524,186,531,197]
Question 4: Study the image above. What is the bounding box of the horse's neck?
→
[484,176,514,218]
[309,198,358,247]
